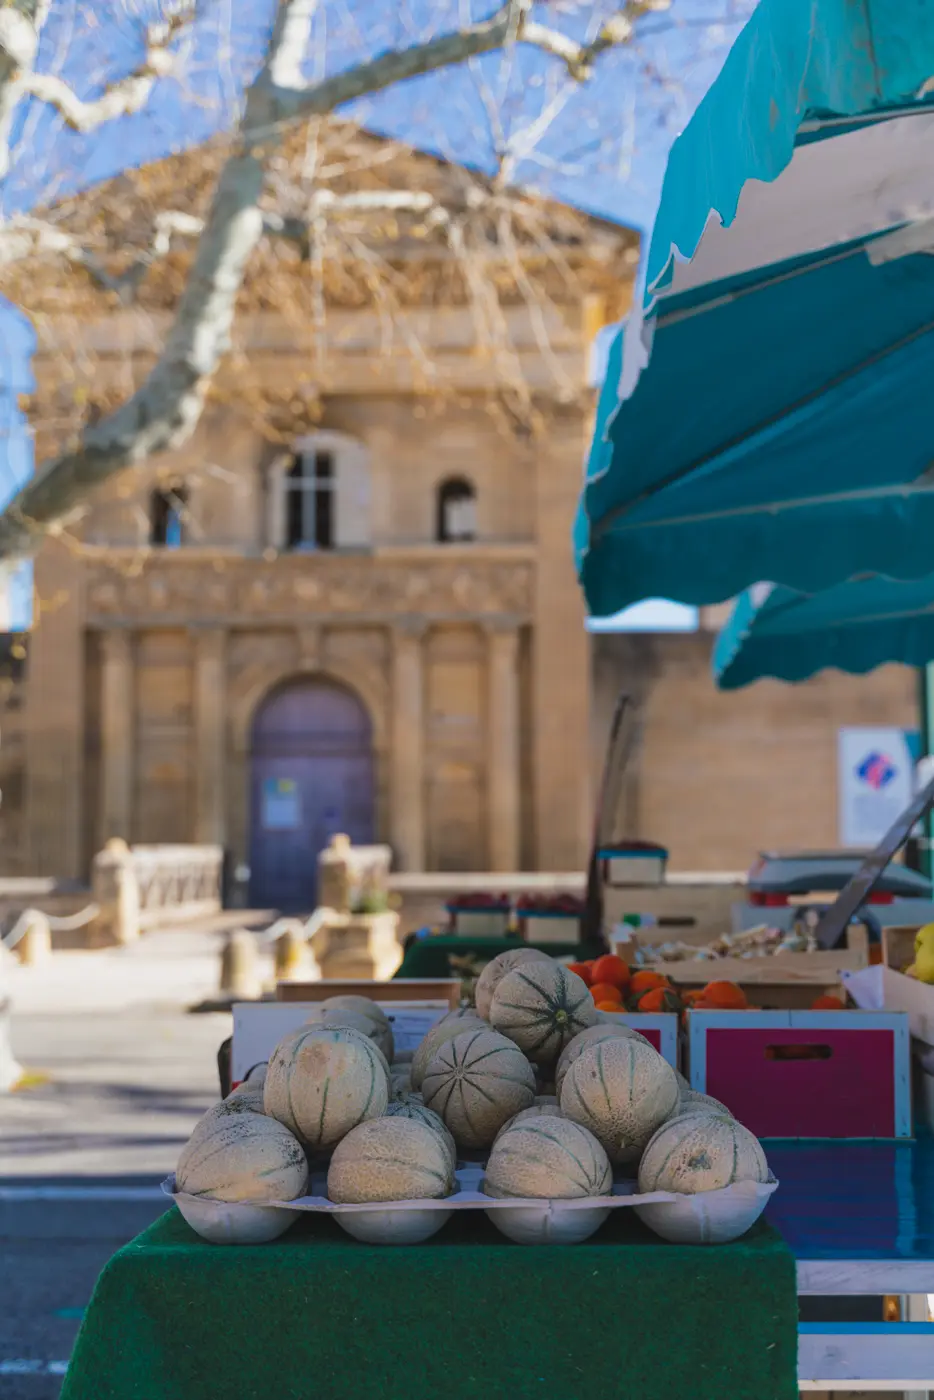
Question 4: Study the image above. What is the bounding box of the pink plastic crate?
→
[687,1011,910,1139]
[596,1011,678,1069]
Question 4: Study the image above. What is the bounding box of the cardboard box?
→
[521,914,580,945]
[445,905,510,936]
[686,1009,911,1139]
[593,1010,678,1068]
[232,997,454,1085]
[276,978,461,1009]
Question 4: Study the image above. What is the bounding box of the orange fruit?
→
[590,954,631,991]
[589,981,623,1005]
[635,986,681,1013]
[594,1000,623,1013]
[811,994,845,1011]
[567,962,593,986]
[629,970,669,996]
[700,980,748,1010]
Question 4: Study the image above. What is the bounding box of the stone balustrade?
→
[130,844,224,928]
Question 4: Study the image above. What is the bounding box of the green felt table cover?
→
[61,1207,798,1400]
[396,935,591,979]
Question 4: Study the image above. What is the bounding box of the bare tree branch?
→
[0,0,51,178]
[18,6,194,133]
[521,2,670,80]
[0,0,647,558]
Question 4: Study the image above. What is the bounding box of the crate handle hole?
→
[764,1043,833,1062]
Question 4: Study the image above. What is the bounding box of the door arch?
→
[248,677,375,910]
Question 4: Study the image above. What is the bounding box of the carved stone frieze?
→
[85,556,534,623]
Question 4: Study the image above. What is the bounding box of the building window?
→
[437,477,477,543]
[285,450,335,549]
[150,487,188,547]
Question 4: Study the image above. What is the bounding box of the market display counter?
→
[768,1138,934,1390]
[60,1208,797,1400]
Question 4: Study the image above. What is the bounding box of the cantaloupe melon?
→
[681,1089,732,1117]
[560,1037,679,1166]
[390,1066,413,1097]
[320,994,391,1030]
[485,1116,612,1199]
[227,1082,266,1113]
[244,1062,267,1086]
[555,1023,652,1098]
[489,962,596,1065]
[264,1025,389,1150]
[305,1005,394,1063]
[638,1110,769,1194]
[177,1109,308,1202]
[422,1028,536,1149]
[438,1006,487,1028]
[474,947,552,1020]
[494,1102,564,1141]
[328,1117,454,1203]
[383,1099,457,1165]
[410,1013,486,1091]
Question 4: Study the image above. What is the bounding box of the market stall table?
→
[60,1207,797,1400]
[768,1137,934,1389]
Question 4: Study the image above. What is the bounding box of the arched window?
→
[437,477,477,543]
[150,486,188,547]
[269,433,371,551]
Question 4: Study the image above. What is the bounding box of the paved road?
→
[1,995,230,1397]
[0,1184,168,1400]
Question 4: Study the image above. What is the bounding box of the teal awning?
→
[577,0,934,617]
[713,576,934,690]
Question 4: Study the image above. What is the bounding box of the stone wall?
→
[11,387,593,883]
[592,632,918,871]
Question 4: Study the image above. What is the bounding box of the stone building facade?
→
[6,336,610,904]
[0,128,639,906]
[591,631,918,872]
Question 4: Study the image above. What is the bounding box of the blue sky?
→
[0,0,755,628]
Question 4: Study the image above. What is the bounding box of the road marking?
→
[0,1360,69,1376]
[0,1186,163,1202]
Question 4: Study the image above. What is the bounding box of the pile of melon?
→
[174,953,771,1242]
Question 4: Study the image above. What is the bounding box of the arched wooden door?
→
[248,678,375,910]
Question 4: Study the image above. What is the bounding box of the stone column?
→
[193,627,227,844]
[390,621,426,871]
[532,417,592,869]
[98,629,134,847]
[487,620,521,872]
[24,540,85,877]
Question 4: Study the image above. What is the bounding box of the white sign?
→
[838,727,915,848]
[231,1002,450,1084]
[262,778,301,831]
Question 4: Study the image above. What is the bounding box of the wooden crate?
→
[686,1009,911,1139]
[613,926,868,1010]
[882,924,919,974]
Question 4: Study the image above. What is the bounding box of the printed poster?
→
[837,727,916,848]
[262,778,301,831]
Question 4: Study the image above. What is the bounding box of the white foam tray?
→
[163,1163,778,1248]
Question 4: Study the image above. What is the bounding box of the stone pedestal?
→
[13,911,52,966]
[312,910,401,981]
[317,834,393,914]
[89,838,140,947]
